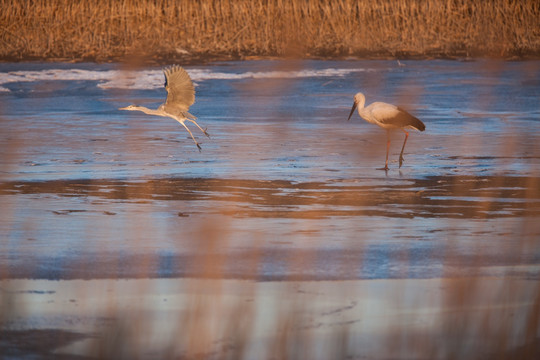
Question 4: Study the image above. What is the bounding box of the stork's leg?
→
[378,130,390,170]
[399,130,409,168]
[187,119,210,138]
[177,120,202,151]
[385,130,391,170]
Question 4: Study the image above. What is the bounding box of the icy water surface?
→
[1,60,539,280]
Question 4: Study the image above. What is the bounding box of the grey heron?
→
[347,92,425,170]
[119,65,209,151]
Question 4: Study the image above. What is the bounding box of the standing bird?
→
[119,65,209,151]
[347,92,425,170]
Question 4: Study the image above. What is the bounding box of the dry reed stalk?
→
[1,0,538,61]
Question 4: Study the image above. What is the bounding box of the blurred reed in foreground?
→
[1,134,539,359]
[1,235,539,359]
[1,0,539,62]
[1,57,539,359]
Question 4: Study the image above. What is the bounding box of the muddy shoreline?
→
[2,174,539,219]
[2,51,539,66]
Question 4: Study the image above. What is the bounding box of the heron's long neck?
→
[133,106,160,116]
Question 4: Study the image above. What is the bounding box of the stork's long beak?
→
[347,102,358,121]
[118,106,129,110]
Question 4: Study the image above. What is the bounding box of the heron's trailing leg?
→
[187,119,210,138]
[399,130,409,168]
[178,120,202,151]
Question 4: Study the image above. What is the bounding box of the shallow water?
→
[1,60,539,280]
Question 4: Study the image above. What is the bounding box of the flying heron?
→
[347,92,425,170]
[119,65,209,151]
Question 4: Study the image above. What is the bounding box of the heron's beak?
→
[118,106,129,110]
[347,102,358,121]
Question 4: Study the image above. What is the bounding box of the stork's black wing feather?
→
[396,107,425,131]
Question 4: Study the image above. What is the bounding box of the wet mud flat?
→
[1,277,539,360]
[1,174,539,280]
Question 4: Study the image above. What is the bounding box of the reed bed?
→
[1,0,539,62]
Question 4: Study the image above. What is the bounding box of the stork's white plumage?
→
[348,92,425,170]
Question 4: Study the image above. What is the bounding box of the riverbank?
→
[1,0,539,63]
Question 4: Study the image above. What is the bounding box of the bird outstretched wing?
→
[163,65,195,114]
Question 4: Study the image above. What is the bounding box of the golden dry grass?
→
[1,0,539,62]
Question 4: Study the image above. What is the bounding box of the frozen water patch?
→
[0,67,370,92]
